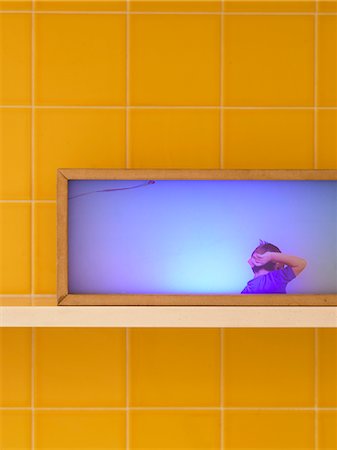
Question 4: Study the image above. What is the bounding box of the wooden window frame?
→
[57,168,337,306]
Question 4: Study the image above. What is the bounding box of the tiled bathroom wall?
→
[0,0,337,448]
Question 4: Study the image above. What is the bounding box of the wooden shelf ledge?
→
[1,306,337,328]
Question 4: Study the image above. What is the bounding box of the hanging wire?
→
[68,180,156,200]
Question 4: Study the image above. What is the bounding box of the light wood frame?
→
[57,168,337,306]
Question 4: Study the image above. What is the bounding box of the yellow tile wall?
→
[0,0,336,448]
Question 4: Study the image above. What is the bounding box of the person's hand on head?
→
[253,251,272,266]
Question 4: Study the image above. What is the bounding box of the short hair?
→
[252,239,282,272]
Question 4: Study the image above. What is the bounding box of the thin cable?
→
[68,180,156,199]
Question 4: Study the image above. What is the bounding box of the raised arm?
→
[253,252,307,276]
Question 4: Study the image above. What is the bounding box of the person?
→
[241,240,307,294]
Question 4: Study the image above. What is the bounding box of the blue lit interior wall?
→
[68,180,337,295]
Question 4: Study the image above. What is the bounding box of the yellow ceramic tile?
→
[223,329,315,407]
[129,109,220,168]
[35,328,126,406]
[35,109,125,200]
[32,296,57,306]
[0,0,31,10]
[317,110,337,169]
[0,297,32,306]
[223,16,314,106]
[223,109,314,169]
[0,14,31,105]
[129,15,220,106]
[35,410,125,449]
[318,329,337,407]
[130,410,220,449]
[0,297,55,306]
[0,204,31,294]
[0,109,31,200]
[35,14,126,105]
[318,16,337,107]
[129,0,221,12]
[0,410,31,449]
[318,411,337,450]
[224,0,315,12]
[318,0,337,11]
[34,203,56,294]
[0,329,31,407]
[35,0,125,11]
[223,410,315,449]
[129,329,220,406]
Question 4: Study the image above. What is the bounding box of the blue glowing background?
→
[68,180,337,294]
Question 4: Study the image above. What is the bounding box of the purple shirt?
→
[241,266,296,294]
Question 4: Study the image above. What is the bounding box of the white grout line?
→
[313,0,319,169]
[126,329,129,450]
[0,105,29,108]
[1,105,337,110]
[220,329,224,450]
[314,329,319,449]
[0,105,126,109]
[220,5,224,447]
[125,0,130,169]
[39,407,128,411]
[313,0,318,446]
[219,406,329,411]
[1,406,336,411]
[31,329,35,449]
[219,5,224,169]
[31,1,36,448]
[125,3,130,444]
[0,294,56,297]
[1,10,337,15]
[0,200,56,203]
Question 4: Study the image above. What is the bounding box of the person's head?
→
[248,239,283,273]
